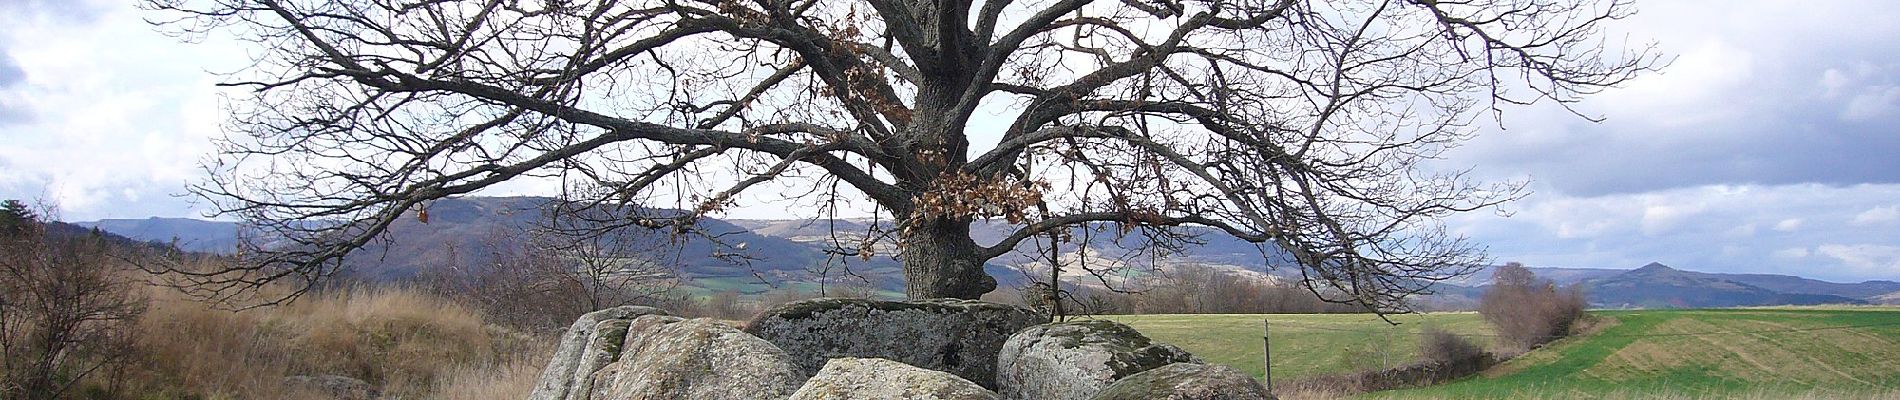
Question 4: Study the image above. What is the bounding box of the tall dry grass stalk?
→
[110,282,551,399]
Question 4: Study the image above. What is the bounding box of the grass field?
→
[1110,308,1900,399]
[1106,313,1493,382]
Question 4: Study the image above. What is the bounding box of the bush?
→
[0,202,146,400]
[1479,263,1587,350]
[1417,327,1484,363]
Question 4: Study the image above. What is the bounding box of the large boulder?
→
[789,357,1001,400]
[1090,363,1273,400]
[529,306,669,400]
[593,317,807,400]
[996,320,1201,400]
[745,298,1042,388]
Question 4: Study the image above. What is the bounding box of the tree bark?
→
[900,216,997,299]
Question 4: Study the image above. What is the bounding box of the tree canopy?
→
[149,0,1659,307]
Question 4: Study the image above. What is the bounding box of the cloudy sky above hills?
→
[2,1,1897,282]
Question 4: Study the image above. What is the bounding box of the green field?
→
[1111,308,1900,399]
[1107,313,1494,382]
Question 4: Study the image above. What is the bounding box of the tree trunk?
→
[900,217,997,299]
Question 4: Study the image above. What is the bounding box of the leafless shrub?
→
[1060,264,1369,315]
[1479,263,1587,350]
[1284,330,1495,399]
[1417,327,1484,363]
[419,227,678,334]
[0,201,148,400]
[689,291,753,321]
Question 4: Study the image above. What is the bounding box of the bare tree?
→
[420,224,679,333]
[149,0,1659,306]
[1479,262,1586,350]
[0,202,147,400]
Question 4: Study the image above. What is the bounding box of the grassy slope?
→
[1112,308,1900,399]
[1370,308,1900,399]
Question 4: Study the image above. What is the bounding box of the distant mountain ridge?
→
[72,196,1895,307]
[1578,263,1864,308]
[75,217,243,254]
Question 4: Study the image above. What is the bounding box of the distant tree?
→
[419,226,679,333]
[0,200,35,236]
[1479,262,1585,350]
[151,0,1660,306]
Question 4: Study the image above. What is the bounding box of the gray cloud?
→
[0,0,103,24]
[0,49,21,88]
[0,47,27,124]
[0,47,24,124]
[1452,1,1900,197]
[0,0,107,125]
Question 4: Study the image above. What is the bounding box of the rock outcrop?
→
[528,306,669,400]
[1090,363,1273,400]
[996,320,1201,400]
[788,357,1001,400]
[745,298,1041,388]
[592,317,807,399]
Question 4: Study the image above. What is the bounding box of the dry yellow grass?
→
[93,283,551,400]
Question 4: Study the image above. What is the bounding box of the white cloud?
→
[1773,247,1811,259]
[1815,244,1900,276]
[1843,86,1900,121]
[1852,205,1900,225]
[1641,203,1706,236]
[0,0,242,219]
[1450,183,1900,282]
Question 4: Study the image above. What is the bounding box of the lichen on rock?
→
[593,317,807,400]
[1090,362,1273,400]
[789,357,1001,400]
[996,320,1202,400]
[529,305,670,400]
[745,297,1041,389]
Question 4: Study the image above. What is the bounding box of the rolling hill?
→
[73,196,1895,307]
[1579,263,1863,308]
[74,217,244,254]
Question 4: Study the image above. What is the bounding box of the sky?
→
[2,0,1898,282]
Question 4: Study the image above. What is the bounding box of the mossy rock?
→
[528,306,670,400]
[789,357,1000,400]
[745,298,1041,389]
[1091,363,1272,400]
[997,320,1202,400]
[593,318,806,400]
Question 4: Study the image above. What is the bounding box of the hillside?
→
[75,217,243,253]
[1437,263,1886,309]
[73,198,1894,307]
[1879,291,1900,305]
[1579,263,1863,308]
